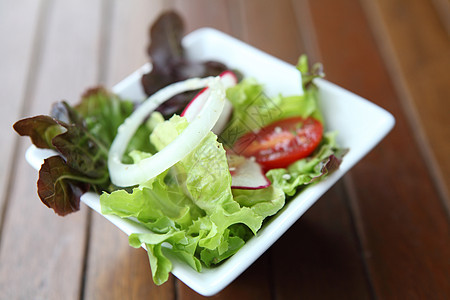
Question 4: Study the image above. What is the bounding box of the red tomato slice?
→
[233,116,323,170]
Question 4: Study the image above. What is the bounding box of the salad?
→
[13,12,347,285]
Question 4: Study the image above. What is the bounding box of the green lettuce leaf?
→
[200,229,245,267]
[129,230,187,285]
[266,132,348,196]
[232,185,285,218]
[150,116,265,249]
[220,62,323,147]
[225,78,321,128]
[100,56,347,285]
[100,171,204,232]
[101,115,289,284]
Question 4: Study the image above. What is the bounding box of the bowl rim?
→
[25,27,395,296]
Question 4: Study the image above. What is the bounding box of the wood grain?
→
[271,185,374,299]
[170,1,273,298]
[1,0,448,298]
[103,0,164,86]
[236,1,375,299]
[174,0,233,35]
[0,0,103,298]
[177,254,273,300]
[302,0,450,297]
[0,143,88,299]
[233,0,303,64]
[0,0,42,228]
[361,0,450,207]
[83,214,175,300]
[82,1,175,299]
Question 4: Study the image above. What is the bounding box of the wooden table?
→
[1,0,449,299]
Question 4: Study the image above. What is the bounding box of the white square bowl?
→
[25,28,395,296]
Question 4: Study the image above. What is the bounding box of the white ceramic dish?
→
[25,28,395,296]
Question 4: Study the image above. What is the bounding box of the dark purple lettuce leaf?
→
[141,11,228,117]
[16,100,112,185]
[13,115,65,149]
[310,148,349,182]
[14,112,110,215]
[146,10,184,75]
[51,121,109,181]
[38,156,89,216]
[13,88,148,216]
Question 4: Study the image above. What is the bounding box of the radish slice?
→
[108,76,226,187]
[181,71,237,134]
[180,87,208,120]
[228,154,271,190]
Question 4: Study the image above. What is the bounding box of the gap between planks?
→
[358,0,450,217]
[0,0,52,248]
[291,0,386,298]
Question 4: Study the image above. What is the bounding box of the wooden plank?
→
[177,254,273,300]
[231,0,303,64]
[236,0,375,299]
[84,1,238,298]
[271,185,374,299]
[0,0,42,228]
[170,0,323,297]
[0,0,103,298]
[361,0,450,209]
[169,1,272,297]
[101,0,165,86]
[174,0,233,35]
[0,143,89,299]
[147,0,374,298]
[84,215,175,300]
[81,1,175,299]
[430,0,450,34]
[300,0,450,298]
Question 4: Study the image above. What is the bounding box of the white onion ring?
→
[108,76,226,187]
